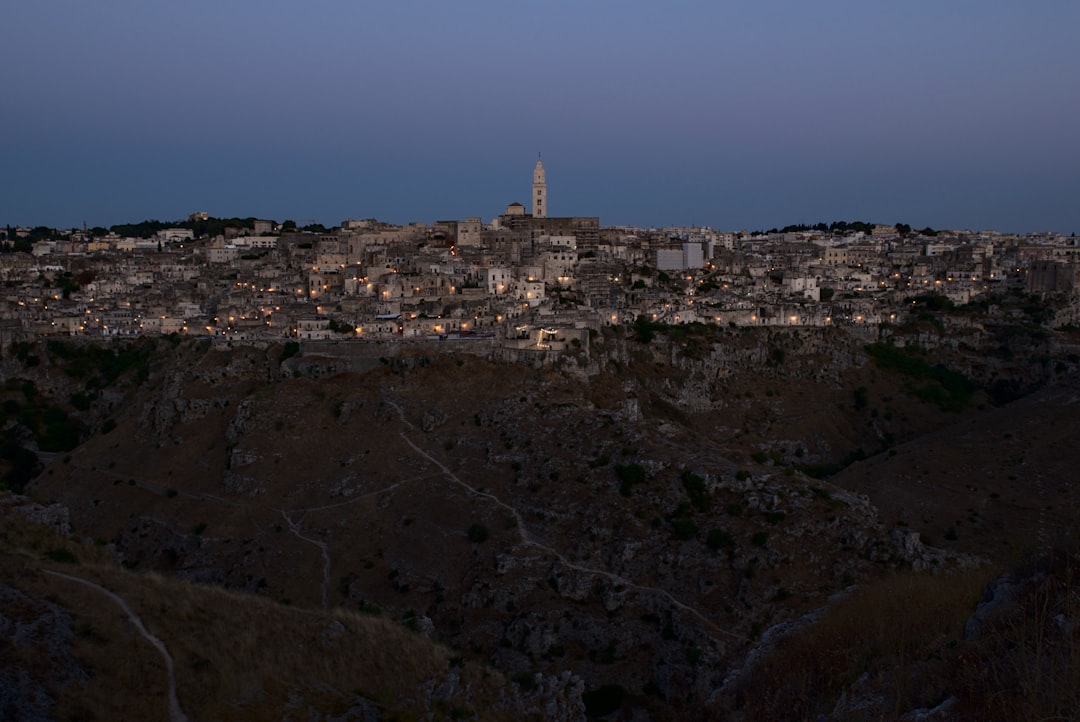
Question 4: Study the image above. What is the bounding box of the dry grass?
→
[97,566,526,720]
[3,546,530,722]
[952,547,1080,721]
[730,548,1080,722]
[730,565,994,721]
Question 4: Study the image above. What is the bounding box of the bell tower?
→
[532,154,547,218]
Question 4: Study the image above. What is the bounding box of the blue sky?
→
[3,1,1078,233]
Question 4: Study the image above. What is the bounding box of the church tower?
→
[532,155,547,218]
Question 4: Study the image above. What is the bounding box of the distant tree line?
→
[105,216,331,239]
[752,221,937,237]
[109,216,261,239]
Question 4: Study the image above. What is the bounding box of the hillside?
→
[3,323,1080,720]
[0,502,564,721]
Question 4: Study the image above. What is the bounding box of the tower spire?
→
[532,155,547,218]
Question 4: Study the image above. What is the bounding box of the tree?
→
[632,315,655,343]
[29,226,54,241]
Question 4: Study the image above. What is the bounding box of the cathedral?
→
[491,157,600,251]
[532,155,546,219]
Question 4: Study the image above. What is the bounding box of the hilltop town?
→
[4,160,1079,350]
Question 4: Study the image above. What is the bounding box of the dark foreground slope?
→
[5,324,1080,720]
[0,500,557,722]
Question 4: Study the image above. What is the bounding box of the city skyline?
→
[3,1,1078,234]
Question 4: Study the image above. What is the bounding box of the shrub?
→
[706,528,735,550]
[69,391,92,411]
[46,548,78,564]
[632,315,655,343]
[671,519,698,541]
[615,463,646,485]
[0,441,41,493]
[466,523,489,543]
[615,463,646,496]
[764,511,787,525]
[681,470,711,512]
[582,685,625,718]
[279,341,301,363]
[865,342,976,411]
[587,453,610,469]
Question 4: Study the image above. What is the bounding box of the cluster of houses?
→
[3,210,1080,351]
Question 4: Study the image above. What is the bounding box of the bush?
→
[615,463,646,485]
[587,453,610,469]
[467,523,489,543]
[632,315,655,343]
[865,342,976,412]
[69,391,92,411]
[615,463,646,496]
[582,685,625,718]
[706,528,735,550]
[764,511,787,525]
[279,341,301,363]
[46,548,78,564]
[0,440,41,493]
[671,519,698,541]
[681,470,711,512]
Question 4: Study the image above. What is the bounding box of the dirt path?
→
[279,510,332,610]
[385,399,738,641]
[44,570,189,722]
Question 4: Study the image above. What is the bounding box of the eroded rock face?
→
[0,582,87,722]
[421,408,447,432]
[9,500,71,536]
[16,329,1060,720]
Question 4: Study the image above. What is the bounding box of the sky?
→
[2,1,1078,233]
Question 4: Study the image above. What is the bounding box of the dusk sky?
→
[3,1,1078,233]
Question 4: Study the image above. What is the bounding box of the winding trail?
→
[288,472,436,514]
[279,510,332,610]
[44,570,189,722]
[274,472,436,610]
[384,398,738,641]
